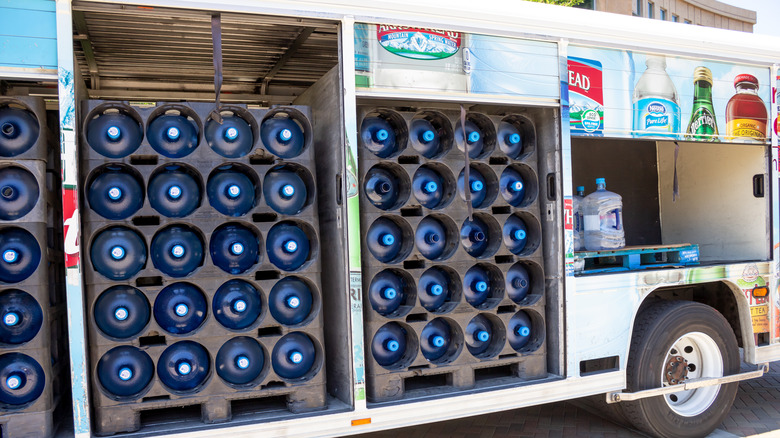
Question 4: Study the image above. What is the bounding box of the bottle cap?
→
[475,280,488,292]
[424,181,438,193]
[508,133,521,145]
[5,375,21,390]
[230,242,245,255]
[693,66,713,85]
[236,355,250,369]
[174,303,189,317]
[432,335,446,347]
[168,185,182,199]
[468,131,481,144]
[476,330,490,342]
[595,178,606,185]
[177,361,192,375]
[422,130,435,142]
[576,186,585,192]
[289,350,304,364]
[166,126,180,140]
[118,367,133,381]
[108,187,122,200]
[375,128,389,142]
[227,184,241,198]
[382,287,397,300]
[114,307,129,321]
[3,312,19,326]
[233,299,247,312]
[225,127,239,141]
[107,126,121,140]
[386,339,400,352]
[734,74,758,89]
[281,184,295,197]
[645,55,666,69]
[278,128,293,142]
[286,296,301,308]
[430,283,444,296]
[516,325,531,337]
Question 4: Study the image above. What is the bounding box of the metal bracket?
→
[606,363,768,404]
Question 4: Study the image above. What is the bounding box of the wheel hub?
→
[665,355,688,385]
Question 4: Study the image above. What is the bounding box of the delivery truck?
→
[0,0,778,437]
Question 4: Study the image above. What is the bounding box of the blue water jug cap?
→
[227,184,241,198]
[174,303,189,317]
[596,178,606,185]
[236,355,250,370]
[166,126,180,140]
[577,186,585,192]
[177,361,192,375]
[512,181,523,192]
[230,242,245,255]
[233,299,247,313]
[224,127,239,141]
[114,307,129,321]
[468,131,480,143]
[278,128,293,142]
[374,128,389,142]
[386,339,400,352]
[107,126,121,140]
[382,287,397,300]
[422,130,435,142]
[283,240,298,253]
[108,187,122,201]
[475,280,488,292]
[1,249,17,264]
[109,246,125,261]
[168,185,182,199]
[3,312,19,327]
[280,184,295,198]
[118,367,133,381]
[380,233,395,246]
[508,132,521,145]
[289,350,304,364]
[430,283,444,296]
[286,295,301,308]
[424,181,438,193]
[471,180,483,192]
[476,330,490,342]
[171,244,186,258]
[513,229,526,241]
[5,374,21,390]
[432,335,446,348]
[516,325,531,337]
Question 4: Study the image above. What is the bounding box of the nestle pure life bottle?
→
[583,178,625,251]
[572,186,585,251]
[632,55,681,138]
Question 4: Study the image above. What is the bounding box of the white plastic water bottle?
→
[583,178,625,251]
[573,186,585,251]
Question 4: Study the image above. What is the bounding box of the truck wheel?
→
[620,301,740,438]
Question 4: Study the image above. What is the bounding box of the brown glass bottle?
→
[725,74,768,141]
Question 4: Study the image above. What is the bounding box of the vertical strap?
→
[673,141,680,202]
[210,13,224,124]
[460,105,473,220]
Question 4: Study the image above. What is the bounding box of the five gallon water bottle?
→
[0,290,42,344]
[212,279,262,330]
[458,166,487,208]
[368,270,405,316]
[499,167,525,207]
[93,286,150,339]
[418,267,450,312]
[460,216,490,258]
[207,165,257,216]
[465,314,493,357]
[269,277,313,326]
[572,185,585,251]
[90,226,146,281]
[206,113,254,158]
[209,224,260,275]
[366,217,404,263]
[506,263,531,303]
[508,310,532,351]
[455,120,484,159]
[583,178,625,250]
[153,283,207,335]
[271,332,316,380]
[266,222,310,271]
[150,225,204,277]
[264,166,308,215]
[409,118,442,158]
[364,166,401,210]
[415,216,448,260]
[96,346,154,398]
[464,265,491,308]
[261,114,305,159]
[497,121,523,158]
[147,112,199,158]
[0,166,39,221]
[371,322,407,368]
[502,215,529,255]
[0,353,45,406]
[420,319,453,362]
[147,165,201,218]
[216,336,264,386]
[86,108,143,158]
[0,106,39,157]
[88,165,143,220]
[157,341,210,392]
[412,167,446,209]
[361,116,398,158]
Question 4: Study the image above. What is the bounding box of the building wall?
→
[592,0,755,32]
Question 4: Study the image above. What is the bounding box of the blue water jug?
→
[0,228,40,283]
[157,341,210,392]
[147,113,199,158]
[86,109,143,158]
[205,114,254,158]
[503,215,529,255]
[261,115,305,159]
[213,279,262,330]
[458,166,487,208]
[216,336,265,386]
[93,285,150,339]
[271,332,317,380]
[464,265,491,308]
[364,166,401,211]
[368,270,405,316]
[366,217,404,263]
[412,167,445,209]
[147,165,201,218]
[499,167,526,207]
[87,165,143,220]
[207,165,256,217]
[266,223,310,271]
[90,226,146,281]
[0,353,44,406]
[153,283,207,335]
[264,166,308,215]
[210,223,259,275]
[0,166,39,221]
[455,119,484,159]
[0,290,42,345]
[416,216,448,260]
[506,263,531,303]
[498,121,523,158]
[150,225,203,277]
[418,267,450,312]
[508,311,533,351]
[269,277,313,326]
[96,346,154,398]
[465,314,493,357]
[361,117,398,158]
[0,106,39,157]
[420,319,453,362]
[409,119,442,158]
[460,217,490,258]
[371,323,407,368]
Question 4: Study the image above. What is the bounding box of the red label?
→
[62,188,79,268]
[567,59,604,104]
[564,199,574,231]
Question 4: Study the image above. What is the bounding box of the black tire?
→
[619,301,740,438]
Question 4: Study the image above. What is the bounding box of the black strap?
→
[673,141,680,202]
[460,105,473,220]
[210,13,224,124]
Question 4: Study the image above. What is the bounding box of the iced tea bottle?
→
[725,74,768,141]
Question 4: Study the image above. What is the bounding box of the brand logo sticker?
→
[377,26,460,60]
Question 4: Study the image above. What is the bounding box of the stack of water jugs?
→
[0,97,67,437]
[80,101,326,434]
[358,107,548,402]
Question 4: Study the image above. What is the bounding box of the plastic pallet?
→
[573,243,700,275]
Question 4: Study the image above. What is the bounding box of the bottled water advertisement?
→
[568,45,771,143]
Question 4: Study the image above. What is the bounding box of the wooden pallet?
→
[574,244,699,275]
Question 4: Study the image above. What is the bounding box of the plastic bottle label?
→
[568,58,604,135]
[727,119,766,140]
[633,97,680,137]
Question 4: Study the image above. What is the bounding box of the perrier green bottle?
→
[685,66,719,141]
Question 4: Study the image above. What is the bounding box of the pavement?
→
[360,361,780,438]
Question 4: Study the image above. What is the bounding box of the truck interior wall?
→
[570,138,662,247]
[294,65,352,405]
[657,141,769,262]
